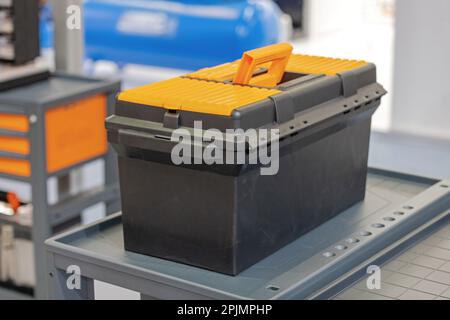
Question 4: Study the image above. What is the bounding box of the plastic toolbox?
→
[106,43,387,275]
[0,0,40,65]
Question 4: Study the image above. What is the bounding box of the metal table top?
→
[46,169,450,299]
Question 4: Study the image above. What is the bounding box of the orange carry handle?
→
[233,42,293,87]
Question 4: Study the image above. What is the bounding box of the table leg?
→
[46,253,95,300]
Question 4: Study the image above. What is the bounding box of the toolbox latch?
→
[270,93,295,124]
[163,110,180,129]
[338,70,358,98]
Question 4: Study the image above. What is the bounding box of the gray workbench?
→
[45,168,450,300]
[335,218,450,300]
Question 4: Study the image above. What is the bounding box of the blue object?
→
[40,4,54,50]
[41,0,286,70]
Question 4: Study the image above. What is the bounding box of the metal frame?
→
[45,169,450,300]
[50,0,85,74]
[0,73,121,299]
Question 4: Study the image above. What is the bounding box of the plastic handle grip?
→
[233,43,293,87]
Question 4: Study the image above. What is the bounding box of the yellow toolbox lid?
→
[118,43,368,116]
[118,77,281,116]
[189,55,367,80]
[286,55,367,76]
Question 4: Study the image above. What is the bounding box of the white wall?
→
[302,0,363,37]
[295,0,395,131]
[392,0,450,139]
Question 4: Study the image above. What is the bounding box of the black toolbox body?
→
[106,48,386,275]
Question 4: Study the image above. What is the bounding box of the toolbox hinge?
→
[163,111,180,129]
[338,70,358,98]
[270,93,295,124]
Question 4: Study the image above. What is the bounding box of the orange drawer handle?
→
[7,192,20,214]
[233,42,293,87]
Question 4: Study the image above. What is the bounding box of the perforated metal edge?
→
[260,181,450,300]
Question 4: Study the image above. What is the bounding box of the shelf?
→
[49,184,119,226]
[0,183,119,238]
[46,169,450,300]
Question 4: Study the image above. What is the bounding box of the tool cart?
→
[0,0,121,299]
